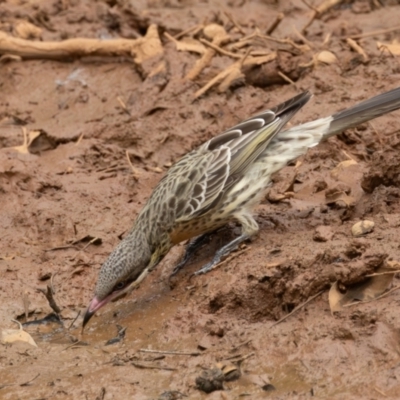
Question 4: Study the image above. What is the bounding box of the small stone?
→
[197,334,213,350]
[351,220,375,237]
[313,226,333,242]
[313,179,327,193]
[195,368,224,393]
[246,374,276,391]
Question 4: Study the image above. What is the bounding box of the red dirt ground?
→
[1,0,400,399]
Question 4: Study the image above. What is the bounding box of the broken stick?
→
[0,25,162,63]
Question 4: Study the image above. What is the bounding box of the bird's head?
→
[82,235,152,329]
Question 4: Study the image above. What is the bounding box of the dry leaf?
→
[325,192,356,208]
[386,260,400,269]
[317,50,338,64]
[246,374,276,391]
[377,40,400,56]
[329,267,395,312]
[1,320,37,347]
[215,362,241,381]
[330,159,358,179]
[13,129,56,154]
[175,38,206,55]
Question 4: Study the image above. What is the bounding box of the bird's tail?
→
[325,86,400,138]
[257,87,400,174]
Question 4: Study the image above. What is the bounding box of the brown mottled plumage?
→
[83,87,400,328]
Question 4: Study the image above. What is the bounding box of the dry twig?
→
[270,290,324,327]
[186,25,230,80]
[224,11,246,34]
[117,96,131,116]
[301,0,319,12]
[131,361,177,371]
[194,53,276,98]
[292,25,314,48]
[125,150,140,179]
[81,236,101,251]
[366,269,400,278]
[139,348,200,356]
[199,38,242,59]
[174,24,204,39]
[267,13,284,35]
[37,285,61,314]
[67,310,81,330]
[301,0,344,33]
[62,340,88,351]
[346,38,369,62]
[346,26,400,40]
[20,373,40,387]
[343,285,400,307]
[0,25,162,63]
[373,386,388,397]
[278,71,297,86]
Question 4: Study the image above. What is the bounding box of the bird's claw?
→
[193,257,221,276]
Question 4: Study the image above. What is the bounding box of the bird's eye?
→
[114,281,126,291]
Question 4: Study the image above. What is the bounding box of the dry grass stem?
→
[37,285,61,314]
[366,270,400,277]
[278,71,297,86]
[131,361,177,371]
[346,26,400,40]
[301,0,343,33]
[301,0,319,12]
[174,24,204,39]
[199,38,242,58]
[346,38,369,62]
[270,290,324,327]
[344,285,400,307]
[224,11,246,34]
[186,32,230,80]
[266,13,284,35]
[117,96,131,116]
[139,348,200,356]
[292,25,314,48]
[126,150,141,180]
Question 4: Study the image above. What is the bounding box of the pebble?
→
[313,225,334,242]
[351,220,375,237]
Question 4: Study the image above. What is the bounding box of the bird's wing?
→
[172,91,312,221]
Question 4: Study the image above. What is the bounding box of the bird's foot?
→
[192,233,250,275]
[193,256,222,275]
[170,233,213,277]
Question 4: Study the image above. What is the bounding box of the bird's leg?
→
[171,232,213,276]
[194,214,259,275]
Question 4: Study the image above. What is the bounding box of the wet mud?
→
[1,0,400,399]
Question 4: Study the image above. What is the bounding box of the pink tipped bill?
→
[82,296,110,329]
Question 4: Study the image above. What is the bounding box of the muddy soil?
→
[1,0,400,399]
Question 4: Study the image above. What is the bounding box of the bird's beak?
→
[82,296,109,330]
[82,284,135,330]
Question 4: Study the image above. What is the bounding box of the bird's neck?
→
[131,210,173,263]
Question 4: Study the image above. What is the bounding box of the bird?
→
[82,87,400,329]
